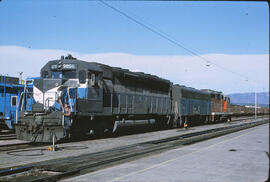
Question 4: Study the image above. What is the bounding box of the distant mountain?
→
[227,92,269,107]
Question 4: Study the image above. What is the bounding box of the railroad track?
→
[0,118,268,182]
[231,115,266,122]
[0,134,16,141]
[0,115,267,153]
[0,142,42,152]
[0,130,16,140]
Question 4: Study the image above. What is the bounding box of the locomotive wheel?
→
[70,130,87,140]
[93,123,105,136]
[94,120,114,137]
[155,117,166,129]
[177,117,184,128]
[204,116,208,124]
[172,116,178,128]
[104,121,114,136]
[69,121,88,140]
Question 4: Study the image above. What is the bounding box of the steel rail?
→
[0,118,268,182]
[0,115,267,153]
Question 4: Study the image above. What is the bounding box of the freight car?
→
[260,107,269,115]
[15,55,233,142]
[0,75,33,131]
[230,104,269,117]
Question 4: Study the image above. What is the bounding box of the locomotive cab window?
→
[11,96,17,107]
[79,70,86,83]
[26,80,33,85]
[0,86,4,93]
[42,71,49,78]
[88,71,100,87]
[52,71,62,79]
[63,70,77,79]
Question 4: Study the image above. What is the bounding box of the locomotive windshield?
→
[42,62,78,79]
[51,71,77,79]
[52,71,62,79]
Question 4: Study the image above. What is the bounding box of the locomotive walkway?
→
[0,117,268,181]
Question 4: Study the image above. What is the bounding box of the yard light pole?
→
[246,79,257,119]
[254,82,257,119]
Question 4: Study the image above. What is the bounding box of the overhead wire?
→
[99,0,250,81]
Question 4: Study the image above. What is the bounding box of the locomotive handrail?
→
[19,90,58,112]
[18,88,79,113]
[17,92,24,120]
[45,97,53,110]
[111,93,113,113]
[42,91,58,110]
[118,94,120,114]
[67,88,74,112]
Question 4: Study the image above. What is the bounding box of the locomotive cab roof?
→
[200,89,222,94]
[40,55,172,87]
[40,56,103,78]
[173,84,211,100]
[200,89,228,100]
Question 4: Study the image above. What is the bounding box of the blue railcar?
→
[0,76,34,130]
[172,85,211,127]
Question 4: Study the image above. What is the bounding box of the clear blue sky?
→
[0,0,268,55]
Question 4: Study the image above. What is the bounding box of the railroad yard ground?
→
[0,117,269,182]
[0,117,265,169]
[62,122,269,182]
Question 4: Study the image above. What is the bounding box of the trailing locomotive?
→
[16,55,234,142]
[172,85,211,127]
[0,75,33,131]
[201,89,232,122]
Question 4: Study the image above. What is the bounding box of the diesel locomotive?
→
[15,55,235,142]
[0,76,33,131]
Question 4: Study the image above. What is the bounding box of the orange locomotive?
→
[201,89,232,122]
